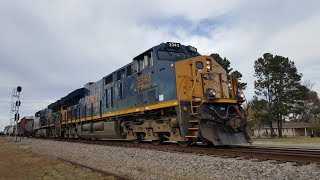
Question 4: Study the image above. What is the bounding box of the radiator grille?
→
[147,89,156,104]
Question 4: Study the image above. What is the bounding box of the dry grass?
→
[253,136,320,144]
[0,137,115,179]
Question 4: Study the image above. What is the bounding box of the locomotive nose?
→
[199,119,250,145]
[226,117,246,131]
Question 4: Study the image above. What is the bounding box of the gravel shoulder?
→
[2,137,319,180]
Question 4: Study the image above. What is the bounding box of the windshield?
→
[157,50,188,62]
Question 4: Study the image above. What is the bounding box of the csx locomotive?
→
[34,42,250,146]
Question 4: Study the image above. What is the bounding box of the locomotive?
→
[34,42,250,146]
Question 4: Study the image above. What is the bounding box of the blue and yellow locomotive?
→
[34,42,250,146]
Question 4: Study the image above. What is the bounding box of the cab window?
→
[157,50,187,61]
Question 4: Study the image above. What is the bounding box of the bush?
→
[312,124,320,137]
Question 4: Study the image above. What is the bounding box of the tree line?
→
[211,53,320,137]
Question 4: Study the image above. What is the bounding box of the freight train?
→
[3,117,33,136]
[17,116,34,136]
[27,42,250,146]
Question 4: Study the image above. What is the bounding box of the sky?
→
[1,1,320,131]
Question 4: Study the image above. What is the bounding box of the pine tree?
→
[253,53,308,137]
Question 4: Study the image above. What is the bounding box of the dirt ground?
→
[0,136,115,179]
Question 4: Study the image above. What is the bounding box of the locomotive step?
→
[185,135,198,138]
[189,120,198,123]
[188,127,199,131]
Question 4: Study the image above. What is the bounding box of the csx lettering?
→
[168,42,180,48]
[84,92,100,104]
[137,74,152,89]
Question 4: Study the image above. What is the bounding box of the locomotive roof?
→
[60,88,85,104]
[133,42,200,60]
[48,88,85,110]
[45,42,201,113]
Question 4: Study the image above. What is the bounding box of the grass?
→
[0,137,114,179]
[253,136,320,144]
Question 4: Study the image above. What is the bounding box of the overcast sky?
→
[1,1,320,130]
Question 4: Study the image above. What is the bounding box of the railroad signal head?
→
[14,113,20,121]
[17,86,22,92]
[16,101,21,107]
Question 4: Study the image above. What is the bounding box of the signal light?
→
[17,86,22,92]
[15,113,20,121]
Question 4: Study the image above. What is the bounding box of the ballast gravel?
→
[20,138,320,179]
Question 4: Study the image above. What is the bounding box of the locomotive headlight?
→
[207,65,211,70]
[206,88,217,100]
[237,91,245,99]
[208,89,217,97]
[206,60,211,71]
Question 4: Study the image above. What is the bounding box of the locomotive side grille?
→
[147,89,156,104]
[136,93,144,106]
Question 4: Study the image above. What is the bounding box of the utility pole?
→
[13,86,22,142]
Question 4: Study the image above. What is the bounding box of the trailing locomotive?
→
[34,42,250,146]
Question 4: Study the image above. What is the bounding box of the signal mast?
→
[9,86,22,141]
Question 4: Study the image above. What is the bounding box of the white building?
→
[253,122,313,138]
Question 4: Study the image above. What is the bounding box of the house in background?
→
[253,122,313,138]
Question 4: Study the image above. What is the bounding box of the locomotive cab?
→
[174,54,250,145]
[129,42,250,145]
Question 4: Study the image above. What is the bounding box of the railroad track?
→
[214,145,320,164]
[224,145,320,157]
[45,138,320,164]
